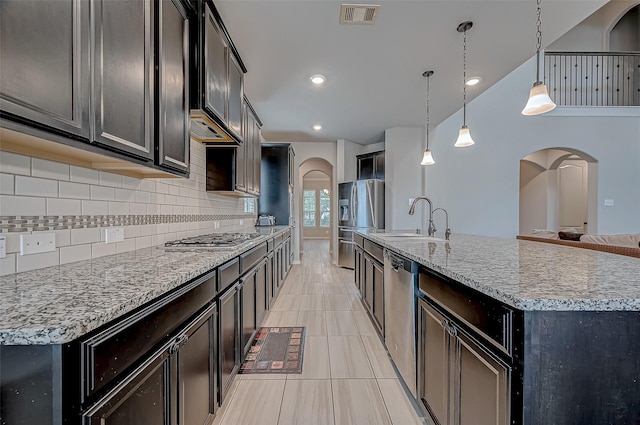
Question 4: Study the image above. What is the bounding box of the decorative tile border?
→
[0,214,256,233]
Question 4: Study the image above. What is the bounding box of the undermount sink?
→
[374,233,447,242]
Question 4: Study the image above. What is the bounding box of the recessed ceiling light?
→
[310,74,326,85]
[465,77,481,86]
[313,124,322,131]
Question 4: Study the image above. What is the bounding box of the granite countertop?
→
[0,226,291,345]
[360,230,640,312]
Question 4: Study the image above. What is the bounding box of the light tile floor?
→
[213,240,426,425]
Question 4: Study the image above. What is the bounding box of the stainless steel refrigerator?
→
[338,179,385,268]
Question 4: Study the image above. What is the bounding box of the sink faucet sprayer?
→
[432,208,451,240]
[408,196,436,237]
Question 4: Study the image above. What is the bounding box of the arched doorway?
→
[519,148,598,235]
[608,3,640,51]
[298,158,334,260]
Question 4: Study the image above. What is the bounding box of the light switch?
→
[0,236,6,259]
[604,199,614,206]
[20,233,56,255]
[105,227,125,244]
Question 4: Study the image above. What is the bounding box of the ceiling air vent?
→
[339,4,380,25]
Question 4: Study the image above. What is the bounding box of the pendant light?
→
[522,0,556,115]
[421,70,435,166]
[454,21,475,148]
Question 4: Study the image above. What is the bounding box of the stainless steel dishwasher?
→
[384,248,418,398]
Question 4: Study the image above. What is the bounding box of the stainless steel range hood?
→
[190,111,238,145]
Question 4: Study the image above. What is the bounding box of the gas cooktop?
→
[164,232,262,249]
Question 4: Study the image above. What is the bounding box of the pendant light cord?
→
[426,73,430,150]
[535,0,542,83]
[462,26,467,126]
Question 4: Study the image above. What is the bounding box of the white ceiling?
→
[216,0,609,145]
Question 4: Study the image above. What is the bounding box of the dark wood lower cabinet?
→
[255,259,268,327]
[241,272,257,356]
[82,346,170,425]
[82,302,218,425]
[219,283,240,404]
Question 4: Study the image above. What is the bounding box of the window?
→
[303,190,316,227]
[303,189,331,228]
[319,189,330,227]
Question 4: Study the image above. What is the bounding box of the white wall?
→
[384,127,426,232]
[420,54,640,239]
[549,1,639,51]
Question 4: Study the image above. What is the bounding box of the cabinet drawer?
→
[240,242,267,273]
[355,233,364,247]
[274,234,284,247]
[419,270,513,356]
[364,239,383,264]
[81,270,216,402]
[218,257,240,292]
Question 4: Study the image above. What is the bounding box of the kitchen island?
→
[358,230,640,425]
[0,226,293,425]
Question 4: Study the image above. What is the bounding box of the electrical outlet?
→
[105,227,125,244]
[20,233,56,255]
[239,219,244,225]
[214,221,220,229]
[0,236,6,259]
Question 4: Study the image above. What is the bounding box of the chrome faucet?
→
[433,208,451,240]
[408,196,436,237]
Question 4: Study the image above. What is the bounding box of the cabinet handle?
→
[447,325,457,337]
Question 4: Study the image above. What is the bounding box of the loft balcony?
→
[545,52,640,108]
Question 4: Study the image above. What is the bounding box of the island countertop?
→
[359,230,640,312]
[0,226,291,345]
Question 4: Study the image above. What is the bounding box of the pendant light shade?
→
[454,125,475,148]
[421,70,436,165]
[455,21,474,148]
[421,149,435,165]
[522,0,556,115]
[522,82,556,115]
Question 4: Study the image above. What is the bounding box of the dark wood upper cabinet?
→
[357,150,385,180]
[91,0,154,161]
[0,0,90,138]
[227,54,244,139]
[203,5,228,123]
[156,0,190,174]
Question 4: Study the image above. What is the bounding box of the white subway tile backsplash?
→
[156,223,169,234]
[115,188,135,202]
[116,238,136,254]
[121,176,141,190]
[135,236,152,249]
[134,191,151,203]
[125,225,141,238]
[156,182,169,194]
[0,195,46,216]
[70,166,100,184]
[0,151,31,176]
[91,241,116,259]
[146,204,160,215]
[4,233,20,254]
[169,185,180,196]
[91,185,116,201]
[140,224,157,237]
[47,198,82,216]
[15,176,58,197]
[140,180,156,193]
[98,172,122,188]
[165,195,177,205]
[82,200,109,216]
[130,203,147,215]
[59,181,91,199]
[52,229,71,247]
[60,244,91,265]
[0,254,16,276]
[17,249,59,273]
[32,158,69,181]
[0,174,15,195]
[108,201,130,215]
[71,227,101,245]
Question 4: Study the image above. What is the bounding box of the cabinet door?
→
[364,256,374,313]
[372,259,384,334]
[203,4,227,122]
[357,155,374,180]
[354,246,363,294]
[176,303,217,425]
[255,260,268,327]
[92,0,154,160]
[245,112,255,194]
[227,55,243,138]
[157,0,190,174]
[251,119,262,195]
[0,0,90,138]
[219,283,239,404]
[266,253,275,308]
[456,330,510,425]
[83,345,170,425]
[417,299,450,425]
[235,140,247,192]
[241,273,257,356]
